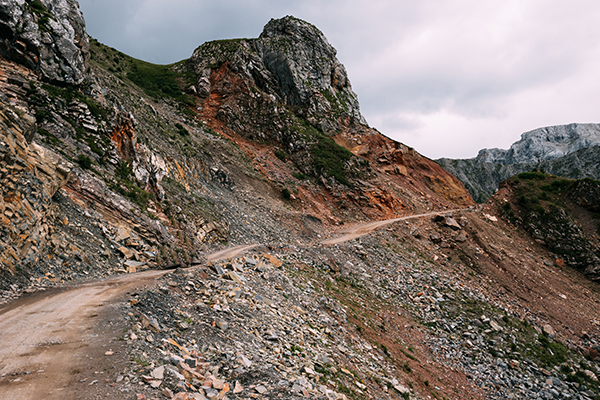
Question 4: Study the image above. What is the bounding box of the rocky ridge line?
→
[437,123,600,202]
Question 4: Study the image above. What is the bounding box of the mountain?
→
[437,123,600,202]
[1,2,600,400]
[0,9,475,285]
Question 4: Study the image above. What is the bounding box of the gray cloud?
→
[78,0,600,159]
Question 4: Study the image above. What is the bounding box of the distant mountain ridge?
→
[437,123,600,202]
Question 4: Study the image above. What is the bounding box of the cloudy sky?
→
[77,0,600,159]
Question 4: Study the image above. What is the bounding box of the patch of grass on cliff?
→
[112,180,153,209]
[89,39,195,111]
[311,135,353,186]
[507,171,568,215]
[127,61,180,99]
[109,161,153,209]
[126,59,196,114]
[41,84,108,120]
[77,154,93,170]
[199,39,245,68]
[321,88,350,117]
[28,0,52,31]
[516,171,546,180]
[284,118,356,186]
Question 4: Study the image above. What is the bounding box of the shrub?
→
[77,154,92,169]
[274,150,287,162]
[175,123,189,136]
[311,136,352,186]
[115,160,133,180]
[292,172,309,180]
[517,171,546,180]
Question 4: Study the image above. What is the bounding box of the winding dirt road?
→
[321,209,466,245]
[0,212,465,399]
[0,244,259,400]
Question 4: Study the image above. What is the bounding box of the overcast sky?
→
[77,0,600,159]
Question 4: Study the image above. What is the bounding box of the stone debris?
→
[98,237,600,400]
[111,251,425,399]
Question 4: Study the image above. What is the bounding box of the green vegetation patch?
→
[127,60,182,100]
[516,171,546,180]
[41,84,108,120]
[311,136,353,186]
[89,39,195,112]
[28,0,52,30]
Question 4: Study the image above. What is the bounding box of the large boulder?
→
[0,0,90,85]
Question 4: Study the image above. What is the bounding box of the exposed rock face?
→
[0,0,90,85]
[495,175,600,281]
[256,16,366,127]
[0,95,72,272]
[477,124,600,164]
[438,123,600,202]
[569,178,600,212]
[186,16,473,215]
[188,15,365,135]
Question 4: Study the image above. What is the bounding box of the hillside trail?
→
[0,210,468,399]
[321,208,470,245]
[0,245,260,400]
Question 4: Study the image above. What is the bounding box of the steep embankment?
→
[490,171,600,281]
[438,123,600,202]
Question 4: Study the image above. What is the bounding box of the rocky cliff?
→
[438,123,600,202]
[187,16,473,215]
[0,11,473,289]
[0,0,89,84]
[492,172,600,280]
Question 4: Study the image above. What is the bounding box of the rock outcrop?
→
[256,16,366,128]
[0,95,72,272]
[0,0,90,85]
[477,124,600,164]
[188,16,365,135]
[185,16,474,216]
[494,173,600,280]
[438,123,600,202]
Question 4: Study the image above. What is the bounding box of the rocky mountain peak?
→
[256,16,365,125]
[0,0,90,85]
[439,123,600,202]
[188,15,365,135]
[476,123,600,165]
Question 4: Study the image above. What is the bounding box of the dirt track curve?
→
[321,209,467,245]
[0,213,465,399]
[0,245,259,400]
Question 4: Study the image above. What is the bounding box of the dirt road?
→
[0,212,459,399]
[321,209,466,245]
[0,244,261,400]
[0,270,167,399]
